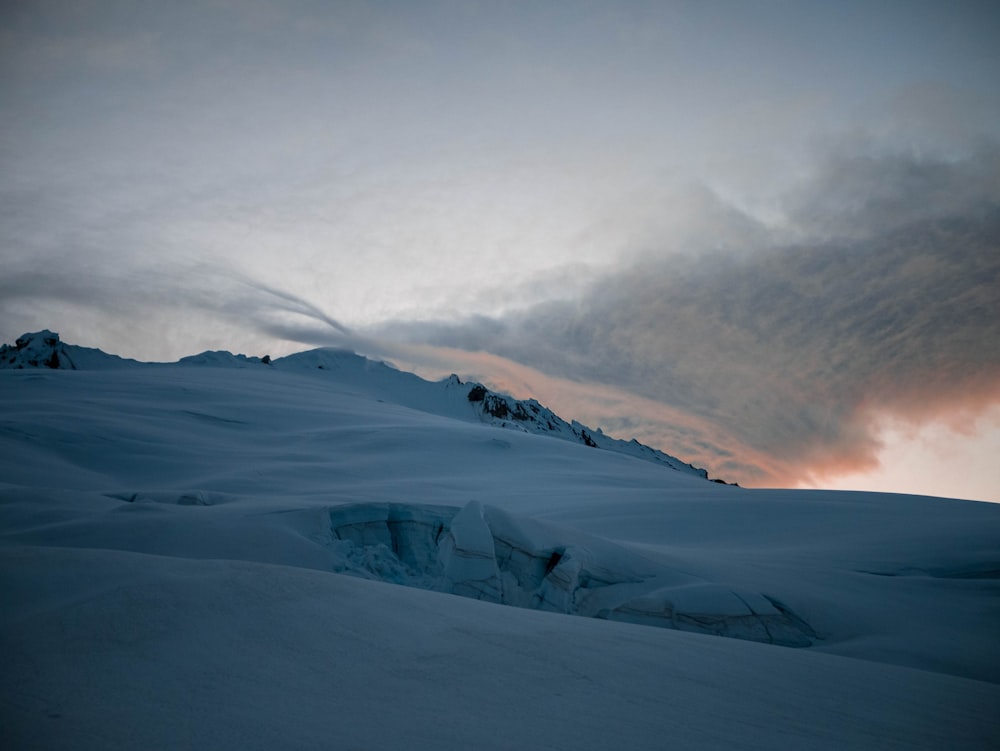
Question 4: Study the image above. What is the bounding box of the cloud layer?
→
[2,140,997,488]
[375,147,1000,485]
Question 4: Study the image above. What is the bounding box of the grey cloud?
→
[376,148,1000,484]
[783,141,1000,238]
[3,147,997,487]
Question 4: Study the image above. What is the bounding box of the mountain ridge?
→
[1,330,714,481]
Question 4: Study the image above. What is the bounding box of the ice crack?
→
[324,500,816,647]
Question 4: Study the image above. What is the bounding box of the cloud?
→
[3,0,999,488]
[3,135,997,489]
[374,146,1000,485]
[782,139,1000,239]
[0,255,361,359]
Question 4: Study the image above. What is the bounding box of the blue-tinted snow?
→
[2,331,999,750]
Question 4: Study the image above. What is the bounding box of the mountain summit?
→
[0,329,141,370]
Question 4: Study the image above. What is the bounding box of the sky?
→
[2,0,999,501]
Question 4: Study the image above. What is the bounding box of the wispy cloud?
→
[0,258,361,358]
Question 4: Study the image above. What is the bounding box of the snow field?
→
[2,342,999,749]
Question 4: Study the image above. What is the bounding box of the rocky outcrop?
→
[0,331,141,370]
[0,330,73,369]
[465,380,710,478]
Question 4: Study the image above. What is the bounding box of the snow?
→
[0,330,141,370]
[1,331,999,749]
[0,330,710,478]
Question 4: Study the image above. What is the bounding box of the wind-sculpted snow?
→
[324,500,816,646]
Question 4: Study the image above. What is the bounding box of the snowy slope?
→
[4,547,997,751]
[275,343,709,477]
[1,330,708,478]
[2,331,999,750]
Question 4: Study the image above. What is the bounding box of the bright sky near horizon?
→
[2,0,999,501]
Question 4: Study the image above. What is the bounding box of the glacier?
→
[1,330,998,750]
[322,500,816,646]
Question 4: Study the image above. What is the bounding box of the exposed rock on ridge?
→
[0,330,140,370]
[462,376,708,477]
[1,330,74,369]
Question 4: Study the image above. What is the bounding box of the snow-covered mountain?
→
[2,329,998,750]
[0,329,143,370]
[1,330,710,479]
